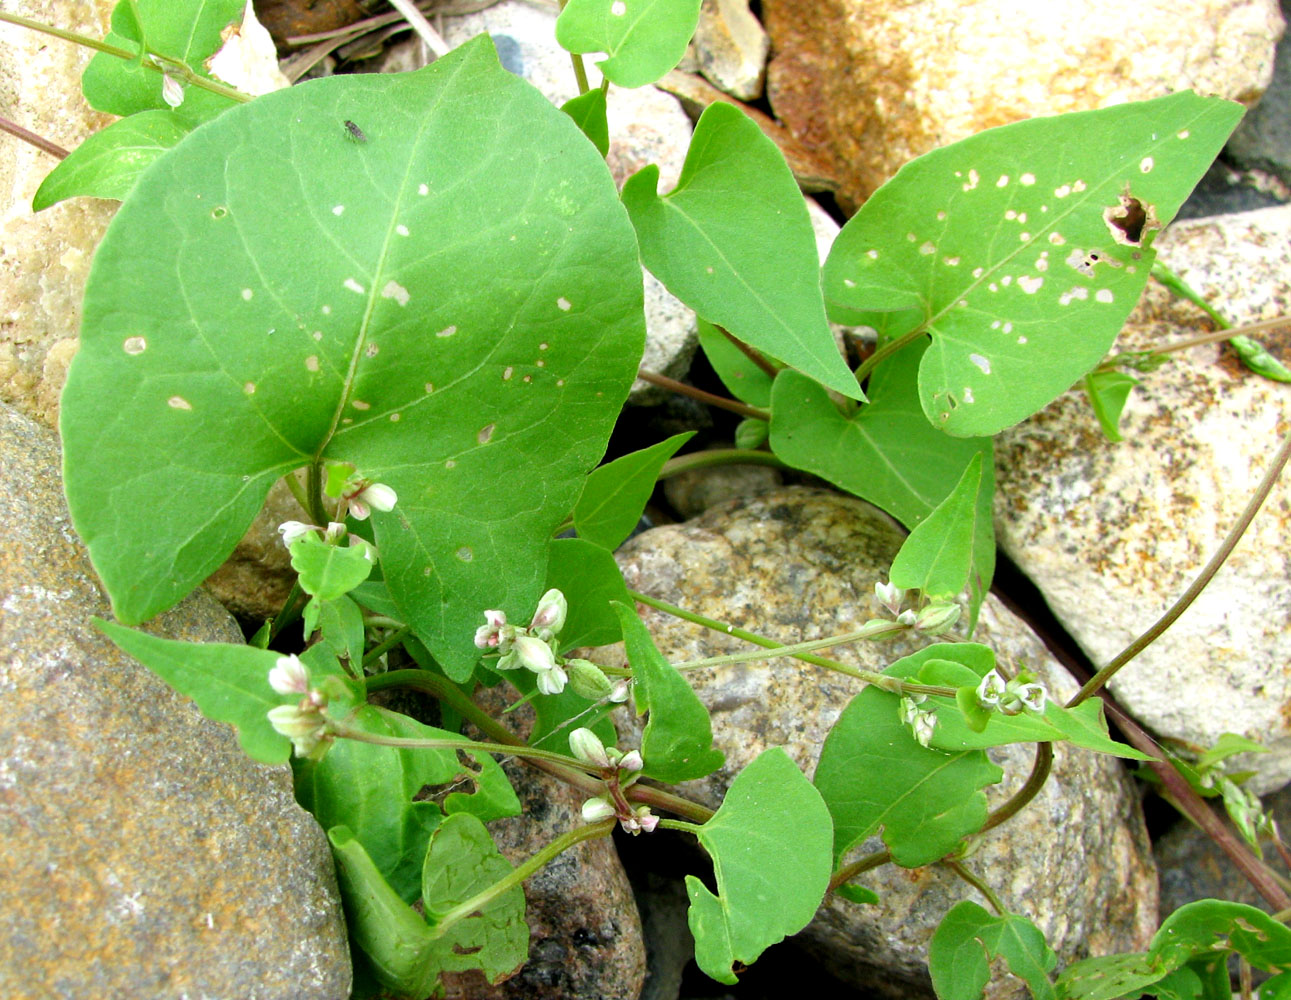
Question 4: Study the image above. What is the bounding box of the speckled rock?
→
[442,689,646,1000]
[1228,0,1291,187]
[593,487,1157,999]
[0,0,117,429]
[202,474,306,621]
[995,205,1291,793]
[439,0,697,403]
[761,0,1285,211]
[0,404,350,999]
[663,458,783,518]
[691,0,769,101]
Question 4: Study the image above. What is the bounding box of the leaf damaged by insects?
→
[1102,185,1159,247]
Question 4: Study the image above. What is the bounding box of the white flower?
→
[474,609,510,650]
[346,479,398,520]
[608,679,631,704]
[1017,683,1047,713]
[529,588,567,637]
[581,796,616,823]
[875,580,905,615]
[976,669,1006,709]
[161,72,184,108]
[621,805,658,835]
[268,654,309,695]
[911,710,937,748]
[267,703,327,757]
[498,634,558,674]
[535,664,568,696]
[277,521,316,547]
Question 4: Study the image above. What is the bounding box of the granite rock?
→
[594,487,1157,998]
[761,0,1285,211]
[692,0,769,101]
[0,0,117,429]
[0,403,350,999]
[995,205,1291,792]
[1228,0,1291,186]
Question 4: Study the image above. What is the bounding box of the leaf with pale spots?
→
[556,0,703,88]
[686,748,833,985]
[623,102,864,402]
[823,91,1243,436]
[61,38,645,679]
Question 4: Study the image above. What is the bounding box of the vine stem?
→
[657,448,789,479]
[1070,425,1291,707]
[829,848,892,893]
[943,859,1007,917]
[433,819,615,932]
[627,588,956,696]
[636,369,770,421]
[329,721,602,772]
[0,11,252,105]
[718,326,779,378]
[0,114,68,159]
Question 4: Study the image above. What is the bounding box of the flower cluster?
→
[266,654,331,758]
[976,668,1047,715]
[899,695,937,748]
[874,582,961,636]
[570,728,657,835]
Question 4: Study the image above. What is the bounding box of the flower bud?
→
[267,703,328,756]
[896,609,918,627]
[161,72,184,108]
[911,709,937,748]
[268,654,309,695]
[277,521,316,547]
[512,635,558,674]
[624,805,657,835]
[915,602,961,635]
[569,728,610,768]
[535,664,568,696]
[608,679,631,704]
[529,589,567,635]
[616,750,644,772]
[566,658,613,701]
[324,522,348,543]
[875,580,905,615]
[581,796,616,823]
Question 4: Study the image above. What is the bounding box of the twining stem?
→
[362,626,411,666]
[1070,425,1291,707]
[0,11,252,105]
[657,818,704,835]
[330,721,603,772]
[627,588,957,696]
[852,328,924,383]
[636,369,771,421]
[943,860,1007,917]
[0,115,68,159]
[1110,314,1291,362]
[979,743,1054,835]
[829,849,892,893]
[433,819,615,932]
[657,448,789,479]
[304,460,330,528]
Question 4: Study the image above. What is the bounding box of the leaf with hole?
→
[823,91,1243,436]
[556,0,703,88]
[686,748,833,985]
[929,902,1057,1000]
[33,110,191,211]
[61,39,645,681]
[770,339,994,629]
[623,102,863,401]
[81,0,245,127]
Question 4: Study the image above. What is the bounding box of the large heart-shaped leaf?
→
[61,39,645,680]
[556,0,703,89]
[823,91,1242,436]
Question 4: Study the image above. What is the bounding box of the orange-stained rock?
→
[0,403,350,998]
[762,0,1284,212]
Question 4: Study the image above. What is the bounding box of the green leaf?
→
[290,533,374,601]
[303,593,366,667]
[556,0,703,89]
[81,0,245,127]
[61,39,644,682]
[1084,369,1140,443]
[612,600,724,782]
[835,884,880,906]
[823,91,1243,437]
[420,812,528,983]
[1259,971,1291,999]
[574,432,694,550]
[95,617,293,762]
[734,417,768,450]
[1197,732,1269,771]
[770,340,995,629]
[1150,900,1291,973]
[813,669,1002,867]
[889,452,983,600]
[328,826,439,999]
[697,318,776,408]
[622,102,863,401]
[296,705,519,903]
[561,88,609,157]
[1057,952,1169,1000]
[33,110,191,210]
[929,902,1057,1000]
[686,748,833,985]
[546,537,633,649]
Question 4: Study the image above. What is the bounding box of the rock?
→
[593,487,1157,998]
[444,688,647,1000]
[761,0,1285,211]
[439,0,697,404]
[663,457,783,518]
[692,0,769,101]
[995,204,1291,793]
[201,474,305,621]
[0,0,117,429]
[0,403,350,998]
[1228,0,1291,187]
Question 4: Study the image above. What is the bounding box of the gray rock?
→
[439,0,698,404]
[0,404,350,999]
[995,205,1291,793]
[663,457,783,519]
[593,487,1157,999]
[1228,0,1291,186]
[692,0,769,101]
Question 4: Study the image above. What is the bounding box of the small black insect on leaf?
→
[343,119,368,144]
